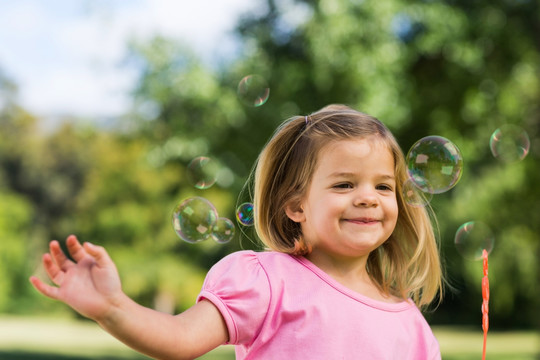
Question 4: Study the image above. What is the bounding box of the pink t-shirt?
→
[197,250,441,360]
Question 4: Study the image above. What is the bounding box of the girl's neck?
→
[306,249,370,282]
[305,250,402,303]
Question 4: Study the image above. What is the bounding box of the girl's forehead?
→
[314,136,395,170]
[320,136,392,154]
[317,138,393,171]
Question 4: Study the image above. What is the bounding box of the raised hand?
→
[29,235,123,322]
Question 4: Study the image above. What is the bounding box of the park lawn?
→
[0,316,537,359]
[0,315,232,360]
[433,326,539,360]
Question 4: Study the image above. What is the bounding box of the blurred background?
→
[0,0,538,359]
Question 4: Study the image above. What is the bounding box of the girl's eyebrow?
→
[327,171,357,180]
[328,172,396,181]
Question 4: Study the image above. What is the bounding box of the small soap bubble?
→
[187,156,219,190]
[172,197,218,243]
[402,178,433,207]
[212,217,236,244]
[454,221,495,260]
[490,124,530,162]
[236,202,254,226]
[237,75,270,107]
[406,136,463,194]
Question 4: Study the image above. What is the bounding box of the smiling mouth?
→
[346,218,380,225]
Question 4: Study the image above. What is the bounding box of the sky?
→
[0,0,259,121]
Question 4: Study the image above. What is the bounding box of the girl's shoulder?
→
[216,250,299,269]
[206,250,304,287]
[202,250,298,290]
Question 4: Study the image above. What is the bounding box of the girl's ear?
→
[285,198,306,223]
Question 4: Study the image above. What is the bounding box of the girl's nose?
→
[353,189,378,207]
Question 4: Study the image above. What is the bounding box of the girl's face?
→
[291,137,398,260]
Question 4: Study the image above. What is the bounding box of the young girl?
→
[30,104,443,360]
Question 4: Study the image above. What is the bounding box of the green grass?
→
[0,316,537,359]
[433,326,539,360]
[0,315,234,360]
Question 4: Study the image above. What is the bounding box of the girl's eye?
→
[376,184,393,191]
[334,183,353,189]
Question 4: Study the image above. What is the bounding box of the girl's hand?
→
[30,235,123,322]
[30,234,229,359]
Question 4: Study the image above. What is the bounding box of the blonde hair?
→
[252,104,443,309]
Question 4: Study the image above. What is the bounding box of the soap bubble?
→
[211,217,236,244]
[490,124,530,162]
[172,197,218,243]
[187,156,219,190]
[402,178,433,207]
[237,75,270,107]
[236,202,254,226]
[406,136,463,194]
[454,221,495,260]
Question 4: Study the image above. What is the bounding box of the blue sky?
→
[0,0,258,120]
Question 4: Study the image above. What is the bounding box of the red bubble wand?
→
[481,249,489,360]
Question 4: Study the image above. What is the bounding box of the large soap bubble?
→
[172,197,218,243]
[406,136,463,194]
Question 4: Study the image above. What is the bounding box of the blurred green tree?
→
[126,0,539,328]
[0,73,218,313]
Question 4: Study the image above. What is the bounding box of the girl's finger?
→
[49,240,74,271]
[66,235,87,263]
[83,242,112,268]
[42,253,65,286]
[29,276,60,301]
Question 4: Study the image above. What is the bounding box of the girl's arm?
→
[29,235,228,360]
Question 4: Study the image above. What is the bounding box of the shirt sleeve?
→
[196,251,271,345]
[429,334,442,360]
